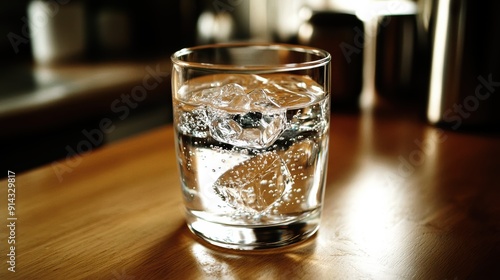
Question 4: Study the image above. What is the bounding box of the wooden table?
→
[1,108,500,279]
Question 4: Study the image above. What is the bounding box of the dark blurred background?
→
[1,0,499,174]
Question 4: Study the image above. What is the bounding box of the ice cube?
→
[262,116,285,145]
[210,118,242,143]
[228,94,251,111]
[204,83,287,149]
[264,75,318,108]
[221,74,269,89]
[289,97,329,133]
[269,75,323,95]
[189,83,247,108]
[208,109,286,149]
[217,83,246,107]
[213,152,293,214]
[247,89,281,111]
[191,87,222,104]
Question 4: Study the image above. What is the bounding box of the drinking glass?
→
[171,43,331,250]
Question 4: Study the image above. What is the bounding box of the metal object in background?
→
[299,10,365,111]
[28,0,86,65]
[375,13,429,105]
[426,0,500,131]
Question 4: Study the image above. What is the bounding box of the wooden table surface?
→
[1,107,500,279]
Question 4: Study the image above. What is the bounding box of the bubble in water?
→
[181,78,290,148]
[178,107,209,138]
[177,73,327,142]
[175,73,329,225]
[213,152,293,214]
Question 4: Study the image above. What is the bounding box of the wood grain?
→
[1,110,500,279]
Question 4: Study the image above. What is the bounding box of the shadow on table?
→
[128,223,321,279]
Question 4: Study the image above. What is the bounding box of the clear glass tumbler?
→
[171,43,331,250]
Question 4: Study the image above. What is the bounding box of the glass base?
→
[186,210,321,250]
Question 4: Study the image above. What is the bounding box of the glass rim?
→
[170,43,331,73]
